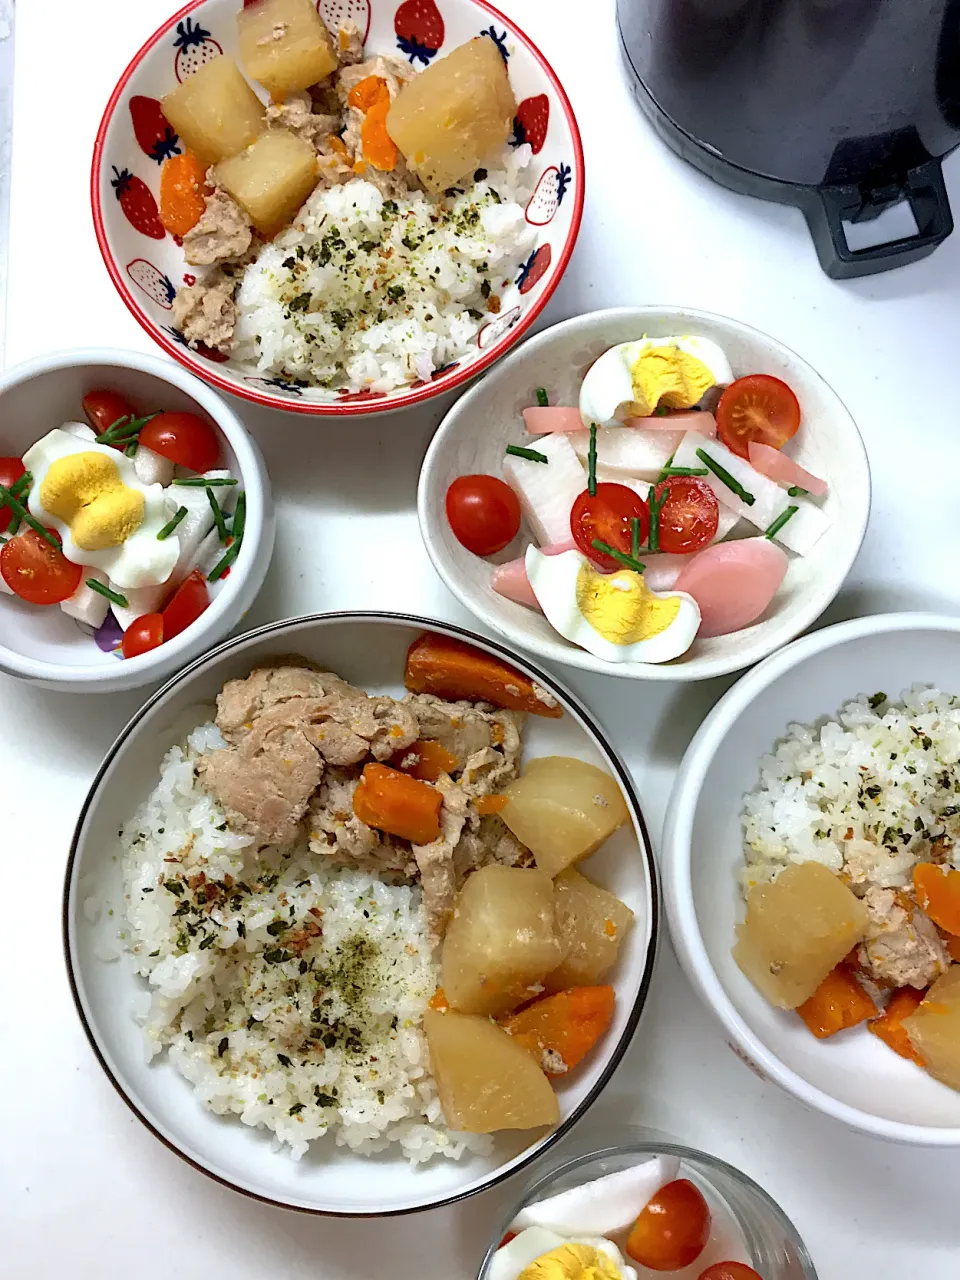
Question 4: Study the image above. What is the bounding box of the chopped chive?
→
[157,506,188,540]
[787,485,808,497]
[647,484,668,553]
[505,445,548,463]
[9,471,32,500]
[655,452,676,484]
[206,486,228,542]
[173,476,239,487]
[0,485,58,546]
[696,448,755,505]
[591,539,646,573]
[631,516,640,560]
[208,490,245,583]
[95,411,158,445]
[535,387,548,407]
[124,440,138,457]
[659,466,709,478]
[764,505,799,540]
[587,422,598,497]
[86,579,128,608]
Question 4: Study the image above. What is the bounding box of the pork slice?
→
[413,775,470,941]
[453,817,533,885]
[335,21,364,65]
[215,660,340,742]
[265,91,342,149]
[183,188,253,266]
[858,886,950,989]
[337,54,412,101]
[171,270,238,353]
[307,769,418,877]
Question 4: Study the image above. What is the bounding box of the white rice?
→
[118,722,492,1164]
[741,685,960,894]
[232,144,537,393]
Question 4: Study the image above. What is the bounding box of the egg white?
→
[488,1227,637,1280]
[525,546,701,664]
[578,336,734,428]
[23,428,179,589]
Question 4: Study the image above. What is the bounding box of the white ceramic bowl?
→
[91,0,584,417]
[0,348,274,692]
[64,613,659,1214]
[661,612,960,1145]
[418,307,871,682]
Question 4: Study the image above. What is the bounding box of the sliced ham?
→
[522,406,584,434]
[491,540,577,611]
[624,411,717,437]
[747,441,828,497]
[674,539,788,638]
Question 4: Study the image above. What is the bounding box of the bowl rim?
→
[417,304,872,682]
[661,610,960,1146]
[0,345,270,684]
[62,609,661,1215]
[90,0,586,418]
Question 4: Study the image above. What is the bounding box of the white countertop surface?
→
[4,1,960,1276]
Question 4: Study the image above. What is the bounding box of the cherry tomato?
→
[651,476,719,555]
[82,389,138,439]
[698,1264,762,1280]
[0,456,26,533]
[122,613,165,659]
[0,527,82,604]
[626,1178,711,1272]
[571,482,648,571]
[140,412,221,472]
[716,374,801,459]
[162,569,209,640]
[446,475,521,556]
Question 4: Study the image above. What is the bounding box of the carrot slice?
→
[946,936,960,962]
[352,763,442,845]
[914,862,960,935]
[475,794,509,816]
[347,74,389,111]
[159,149,208,237]
[428,987,449,1011]
[796,965,876,1039]
[868,987,926,1063]
[404,633,563,719]
[391,738,458,782]
[499,986,615,1075]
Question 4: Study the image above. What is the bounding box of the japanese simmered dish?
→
[737,686,960,1090]
[110,634,635,1161]
[160,0,537,392]
[445,336,830,665]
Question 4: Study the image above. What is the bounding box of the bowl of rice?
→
[64,613,658,1214]
[661,612,960,1145]
[91,0,583,416]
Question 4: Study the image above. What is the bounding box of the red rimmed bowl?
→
[91,0,584,417]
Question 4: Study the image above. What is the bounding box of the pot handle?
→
[801,158,954,280]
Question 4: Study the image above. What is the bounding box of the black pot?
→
[618,0,960,278]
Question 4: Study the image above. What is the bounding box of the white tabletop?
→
[4,1,960,1276]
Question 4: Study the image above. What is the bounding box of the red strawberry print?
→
[127,259,176,307]
[395,0,444,65]
[317,0,372,43]
[173,17,223,82]
[511,95,550,154]
[477,306,521,350]
[516,243,551,295]
[129,96,181,164]
[336,387,387,401]
[112,169,165,240]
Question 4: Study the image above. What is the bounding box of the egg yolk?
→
[576,565,680,646]
[628,344,716,415]
[519,1243,622,1280]
[39,451,144,551]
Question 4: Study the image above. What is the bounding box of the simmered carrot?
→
[347,74,388,111]
[796,965,876,1039]
[352,763,442,845]
[499,986,615,1075]
[475,794,509,816]
[868,987,925,1063]
[947,936,960,962]
[159,149,208,236]
[345,75,398,171]
[391,738,458,782]
[914,862,960,935]
[405,633,563,719]
[428,987,449,1011]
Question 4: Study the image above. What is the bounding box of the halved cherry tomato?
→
[446,475,521,556]
[716,374,801,459]
[571,482,648,571]
[162,569,210,640]
[140,412,221,472]
[626,1178,711,1272]
[0,456,26,533]
[82,389,138,439]
[698,1265,762,1280]
[122,613,165,659]
[651,476,719,555]
[0,527,82,604]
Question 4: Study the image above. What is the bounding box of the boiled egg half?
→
[488,1227,637,1280]
[23,428,178,589]
[526,546,700,664]
[579,336,734,427]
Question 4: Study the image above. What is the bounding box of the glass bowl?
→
[478,1140,817,1280]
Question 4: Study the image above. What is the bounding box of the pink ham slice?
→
[675,539,788,637]
[522,407,584,434]
[624,411,717,437]
[491,540,577,611]
[747,441,827,496]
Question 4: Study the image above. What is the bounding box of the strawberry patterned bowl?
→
[92,0,584,417]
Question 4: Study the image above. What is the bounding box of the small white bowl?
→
[662,612,960,1145]
[0,348,274,692]
[418,307,871,682]
[64,613,658,1215]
